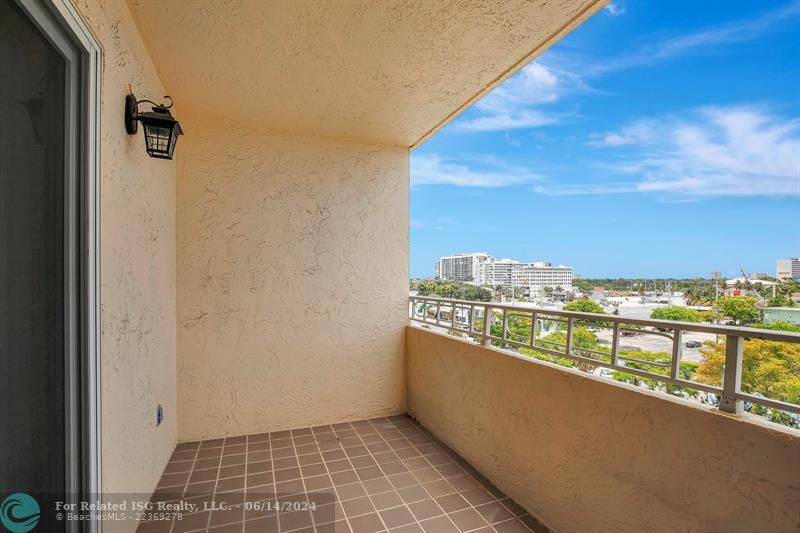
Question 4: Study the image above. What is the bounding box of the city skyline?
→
[410,0,800,279]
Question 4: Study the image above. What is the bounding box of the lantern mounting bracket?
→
[124,93,174,134]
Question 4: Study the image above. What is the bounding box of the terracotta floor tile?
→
[154,417,542,533]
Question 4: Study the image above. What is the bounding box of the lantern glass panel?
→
[143,123,174,159]
[137,106,182,160]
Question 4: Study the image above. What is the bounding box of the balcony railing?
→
[408,296,800,418]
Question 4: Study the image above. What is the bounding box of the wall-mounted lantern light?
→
[124,92,183,160]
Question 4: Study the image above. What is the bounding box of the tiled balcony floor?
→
[140,415,546,533]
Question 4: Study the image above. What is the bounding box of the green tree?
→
[519,327,605,373]
[612,350,699,398]
[683,280,718,306]
[696,339,800,427]
[714,296,760,325]
[490,313,533,345]
[414,280,436,296]
[411,279,491,302]
[767,293,797,308]
[463,284,492,302]
[563,298,606,314]
[573,280,591,293]
[540,327,600,350]
[752,322,800,333]
[650,306,701,323]
[434,282,458,298]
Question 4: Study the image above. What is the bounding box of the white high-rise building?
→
[475,258,517,286]
[435,252,493,282]
[776,258,800,281]
[477,258,572,292]
[520,263,574,293]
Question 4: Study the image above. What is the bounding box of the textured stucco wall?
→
[407,327,800,533]
[176,121,408,440]
[72,0,177,504]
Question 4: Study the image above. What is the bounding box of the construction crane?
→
[740,268,749,281]
[740,268,775,299]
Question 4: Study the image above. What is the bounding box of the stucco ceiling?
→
[127,0,605,148]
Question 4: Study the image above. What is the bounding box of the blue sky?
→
[410,0,800,279]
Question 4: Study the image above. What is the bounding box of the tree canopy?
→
[767,293,797,308]
[563,298,606,314]
[650,306,702,323]
[714,296,760,325]
[696,339,800,427]
[411,279,491,302]
[752,321,800,333]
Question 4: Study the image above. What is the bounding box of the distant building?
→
[762,307,800,326]
[435,252,492,282]
[522,263,574,294]
[475,258,517,286]
[776,258,800,281]
[722,277,776,297]
[476,258,573,292]
[435,252,573,292]
[724,277,776,288]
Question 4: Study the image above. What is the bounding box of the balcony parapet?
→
[409,296,800,419]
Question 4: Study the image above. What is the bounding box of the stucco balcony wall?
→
[406,326,800,533]
[176,120,409,440]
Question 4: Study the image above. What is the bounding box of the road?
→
[593,328,716,363]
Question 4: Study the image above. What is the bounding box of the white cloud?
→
[410,217,455,231]
[604,3,625,16]
[411,154,542,187]
[457,110,559,132]
[587,120,658,147]
[589,1,800,76]
[540,106,800,197]
[411,217,495,232]
[533,182,638,196]
[456,61,587,132]
[476,63,562,114]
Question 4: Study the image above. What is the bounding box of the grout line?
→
[390,416,520,533]
[402,417,536,532]
[170,443,201,533]
[362,417,438,532]
[288,429,320,533]
[206,442,224,532]
[383,417,465,533]
[239,435,248,533]
[270,433,281,533]
[327,422,362,533]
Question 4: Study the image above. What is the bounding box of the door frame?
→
[14,0,102,530]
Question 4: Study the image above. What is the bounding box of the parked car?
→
[685,340,702,348]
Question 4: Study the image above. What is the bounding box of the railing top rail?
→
[409,296,800,344]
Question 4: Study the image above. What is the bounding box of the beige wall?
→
[176,121,408,440]
[407,327,800,533]
[73,0,177,500]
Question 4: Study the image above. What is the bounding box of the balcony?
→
[139,297,800,533]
